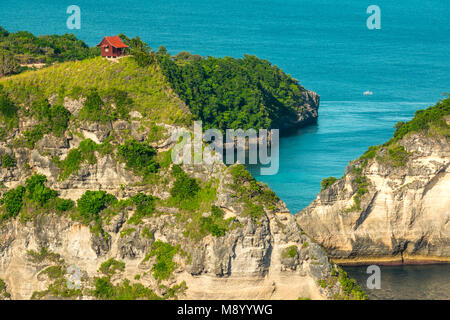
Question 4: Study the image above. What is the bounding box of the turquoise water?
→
[248,100,431,212]
[2,0,449,299]
[343,265,450,300]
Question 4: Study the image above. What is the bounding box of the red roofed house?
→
[97,36,128,58]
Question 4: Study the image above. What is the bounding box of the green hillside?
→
[0,26,98,76]
[0,56,190,126]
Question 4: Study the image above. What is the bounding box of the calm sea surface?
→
[1,0,449,300]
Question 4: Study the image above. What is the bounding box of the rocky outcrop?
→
[0,110,349,300]
[0,161,345,300]
[279,90,320,132]
[296,132,450,264]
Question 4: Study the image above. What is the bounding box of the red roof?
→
[97,36,128,48]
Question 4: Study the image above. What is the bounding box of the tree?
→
[0,50,20,76]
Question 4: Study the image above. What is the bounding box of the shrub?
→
[22,125,45,148]
[2,185,25,219]
[0,278,10,298]
[393,97,450,141]
[120,228,136,238]
[170,165,199,200]
[93,277,162,300]
[56,139,97,180]
[103,88,132,120]
[388,145,409,167]
[49,104,71,136]
[321,177,337,191]
[0,153,15,168]
[0,88,18,129]
[78,88,109,122]
[117,140,159,176]
[141,227,153,239]
[127,193,156,224]
[147,241,179,281]
[40,266,65,280]
[199,205,233,237]
[25,174,57,207]
[337,267,368,300]
[359,145,381,160]
[98,258,125,276]
[77,190,116,222]
[54,198,74,212]
[26,247,63,264]
[229,164,277,218]
[93,277,116,299]
[282,245,298,259]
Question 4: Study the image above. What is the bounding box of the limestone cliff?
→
[297,99,450,264]
[0,57,360,300]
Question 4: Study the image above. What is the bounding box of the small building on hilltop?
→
[97,36,128,58]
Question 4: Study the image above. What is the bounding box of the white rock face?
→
[0,119,344,300]
[297,133,450,264]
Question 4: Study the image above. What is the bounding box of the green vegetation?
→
[317,266,367,300]
[54,198,75,212]
[93,277,187,300]
[170,165,200,200]
[0,278,10,298]
[359,145,381,161]
[31,258,82,300]
[25,174,57,207]
[282,245,298,259]
[77,87,133,123]
[318,279,328,288]
[0,26,98,76]
[119,35,156,68]
[345,166,369,213]
[166,165,226,240]
[0,85,18,133]
[393,97,450,141]
[199,205,235,237]
[127,193,157,224]
[387,145,409,167]
[93,255,186,300]
[93,277,160,300]
[29,97,71,136]
[146,241,180,281]
[158,51,308,131]
[0,174,77,223]
[39,265,65,280]
[26,247,64,265]
[54,139,98,180]
[1,185,25,220]
[117,140,159,177]
[120,228,136,238]
[321,177,337,191]
[98,258,125,276]
[0,56,189,125]
[76,190,116,224]
[335,267,368,300]
[229,164,279,219]
[141,227,153,239]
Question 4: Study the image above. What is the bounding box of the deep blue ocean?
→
[1,0,449,299]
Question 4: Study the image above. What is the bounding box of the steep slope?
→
[297,98,450,264]
[0,57,361,300]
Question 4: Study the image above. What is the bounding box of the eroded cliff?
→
[0,56,359,300]
[297,99,450,264]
